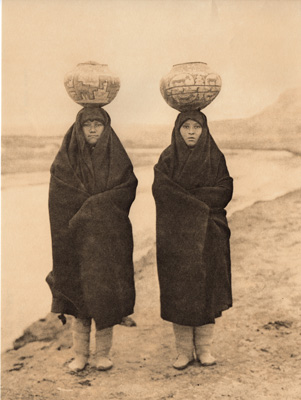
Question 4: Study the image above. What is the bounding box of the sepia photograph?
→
[1,0,301,399]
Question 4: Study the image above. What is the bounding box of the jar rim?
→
[173,62,207,67]
[77,61,108,67]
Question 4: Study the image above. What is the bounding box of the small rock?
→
[8,363,24,372]
[78,380,92,386]
[263,321,293,330]
[18,355,33,360]
[57,387,73,392]
[120,316,137,327]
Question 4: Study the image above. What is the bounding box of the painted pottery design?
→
[64,61,120,107]
[160,62,222,112]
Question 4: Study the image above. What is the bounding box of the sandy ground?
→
[2,187,301,400]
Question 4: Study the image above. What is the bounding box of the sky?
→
[2,0,301,135]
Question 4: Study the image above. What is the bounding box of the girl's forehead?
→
[182,119,202,125]
[82,118,104,123]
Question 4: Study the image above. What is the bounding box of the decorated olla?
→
[64,61,120,107]
[160,62,222,112]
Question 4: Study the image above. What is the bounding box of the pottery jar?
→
[160,62,222,112]
[64,61,120,107]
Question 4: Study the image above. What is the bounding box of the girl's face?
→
[180,119,203,148]
[82,119,105,145]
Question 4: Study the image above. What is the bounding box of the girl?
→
[152,110,233,370]
[47,106,137,372]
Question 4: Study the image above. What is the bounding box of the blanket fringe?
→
[58,313,67,325]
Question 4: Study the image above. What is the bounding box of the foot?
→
[173,354,193,370]
[68,356,88,372]
[96,356,113,371]
[197,353,216,366]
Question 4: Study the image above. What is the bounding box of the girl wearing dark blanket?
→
[152,110,233,370]
[46,107,137,372]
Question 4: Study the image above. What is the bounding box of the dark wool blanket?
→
[152,110,233,327]
[46,107,137,330]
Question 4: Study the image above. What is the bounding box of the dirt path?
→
[2,189,301,399]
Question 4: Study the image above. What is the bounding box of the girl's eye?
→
[194,125,201,129]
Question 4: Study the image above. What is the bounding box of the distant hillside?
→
[2,88,301,174]
[119,87,301,153]
[210,87,301,153]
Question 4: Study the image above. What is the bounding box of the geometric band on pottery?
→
[64,61,120,107]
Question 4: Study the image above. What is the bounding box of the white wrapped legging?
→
[72,317,113,358]
[173,323,215,359]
